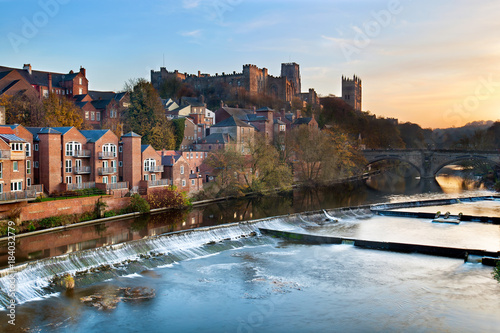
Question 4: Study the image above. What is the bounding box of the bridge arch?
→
[432,155,500,177]
[365,156,422,178]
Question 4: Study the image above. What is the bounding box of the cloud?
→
[183,0,201,9]
[180,29,202,38]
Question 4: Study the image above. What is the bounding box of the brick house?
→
[159,151,191,191]
[0,127,36,201]
[292,116,318,130]
[0,64,88,100]
[80,129,121,187]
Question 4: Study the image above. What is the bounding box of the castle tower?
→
[281,63,301,96]
[342,75,362,112]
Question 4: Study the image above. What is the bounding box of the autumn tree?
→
[43,93,84,128]
[286,125,366,185]
[124,78,175,150]
[203,148,246,197]
[244,134,292,192]
[0,93,45,126]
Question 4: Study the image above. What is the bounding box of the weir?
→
[0,217,300,308]
[259,228,500,263]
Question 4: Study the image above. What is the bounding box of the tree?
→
[286,125,366,185]
[0,93,45,126]
[172,118,185,150]
[244,134,292,192]
[43,93,84,129]
[124,78,175,150]
[203,148,246,197]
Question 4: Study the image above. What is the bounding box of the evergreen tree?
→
[124,78,175,150]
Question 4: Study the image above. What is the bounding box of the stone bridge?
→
[362,149,500,178]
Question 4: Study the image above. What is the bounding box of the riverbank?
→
[0,175,370,238]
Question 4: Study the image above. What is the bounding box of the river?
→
[0,171,499,332]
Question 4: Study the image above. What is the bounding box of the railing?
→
[73,149,91,158]
[0,190,37,202]
[98,167,117,175]
[27,184,43,193]
[106,181,128,190]
[144,165,164,172]
[0,150,11,159]
[149,179,169,187]
[98,151,117,159]
[74,166,91,174]
[67,182,96,190]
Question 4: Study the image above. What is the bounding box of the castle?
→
[151,63,312,105]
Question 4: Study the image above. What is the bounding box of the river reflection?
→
[1,171,494,268]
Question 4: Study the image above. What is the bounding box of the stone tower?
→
[281,63,301,96]
[342,75,362,112]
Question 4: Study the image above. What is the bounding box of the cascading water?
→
[0,216,303,309]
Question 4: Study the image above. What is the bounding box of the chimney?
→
[280,108,285,119]
[48,73,52,92]
[80,66,86,77]
[198,70,201,77]
[23,64,32,75]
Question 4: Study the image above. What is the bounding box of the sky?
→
[1,0,499,129]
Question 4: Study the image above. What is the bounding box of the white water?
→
[0,216,299,308]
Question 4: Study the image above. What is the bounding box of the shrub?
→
[127,194,150,213]
[494,262,500,283]
[104,210,118,218]
[27,222,36,232]
[146,187,191,209]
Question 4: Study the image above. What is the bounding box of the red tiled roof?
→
[0,127,15,134]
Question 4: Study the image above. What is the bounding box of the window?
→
[66,142,81,156]
[11,143,23,151]
[65,160,72,173]
[43,89,48,98]
[11,181,22,191]
[119,161,123,167]
[34,144,38,151]
[0,163,2,178]
[27,178,31,187]
[111,176,117,183]
[65,176,72,184]
[191,179,195,186]
[102,176,108,184]
[85,111,89,120]
[96,112,100,121]
[151,174,156,181]
[34,161,39,168]
[26,160,31,175]
[91,112,95,121]
[144,158,156,171]
[180,166,184,174]
[76,176,82,184]
[205,152,207,158]
[144,174,149,181]
[119,146,122,152]
[79,77,82,85]
[190,153,193,158]
[25,143,31,157]
[196,153,198,158]
[79,88,83,95]
[182,180,186,187]
[13,161,18,172]
[102,144,116,157]
[0,183,3,193]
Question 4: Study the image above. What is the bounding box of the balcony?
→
[144,165,164,173]
[0,150,11,159]
[149,179,169,187]
[74,166,91,174]
[67,182,96,191]
[27,184,44,193]
[73,149,91,158]
[106,181,128,190]
[0,190,37,203]
[98,167,117,175]
[98,151,116,159]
